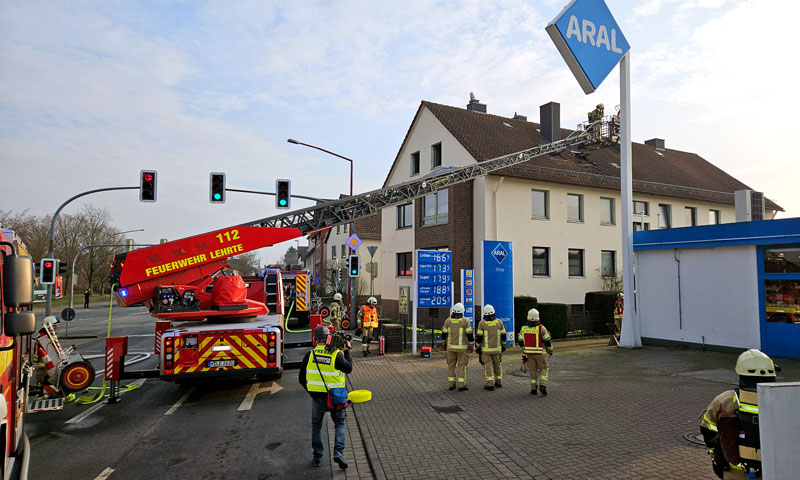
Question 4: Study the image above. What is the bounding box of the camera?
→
[325,330,352,352]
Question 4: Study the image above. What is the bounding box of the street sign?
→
[546,0,630,94]
[416,250,452,308]
[399,286,409,315]
[347,233,362,251]
[367,245,378,258]
[61,307,75,321]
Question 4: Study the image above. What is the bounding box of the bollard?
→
[378,336,385,355]
[105,336,128,404]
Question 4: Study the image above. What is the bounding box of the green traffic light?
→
[351,269,357,274]
[279,199,287,206]
[213,193,221,200]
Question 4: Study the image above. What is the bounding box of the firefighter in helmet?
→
[357,296,379,356]
[442,303,474,391]
[613,292,624,336]
[518,308,553,396]
[330,293,344,331]
[699,349,776,479]
[475,304,506,390]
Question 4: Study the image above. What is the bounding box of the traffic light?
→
[348,254,360,277]
[59,262,68,275]
[210,172,226,204]
[140,170,157,202]
[276,179,291,209]
[40,258,57,284]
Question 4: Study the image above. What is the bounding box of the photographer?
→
[299,326,353,470]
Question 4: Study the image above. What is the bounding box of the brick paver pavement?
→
[342,339,799,480]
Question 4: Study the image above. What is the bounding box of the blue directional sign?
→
[416,250,452,308]
[546,0,630,94]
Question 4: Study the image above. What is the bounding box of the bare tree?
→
[0,209,50,260]
[229,251,261,276]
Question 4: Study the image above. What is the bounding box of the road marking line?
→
[94,467,114,480]
[238,381,282,411]
[165,387,195,415]
[65,402,106,424]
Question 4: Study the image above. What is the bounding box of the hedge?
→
[584,291,618,334]
[537,303,568,340]
[513,296,537,337]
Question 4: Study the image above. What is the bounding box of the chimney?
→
[467,92,487,114]
[645,138,665,151]
[513,112,527,121]
[540,102,560,143]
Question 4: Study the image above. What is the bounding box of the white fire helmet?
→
[367,297,377,305]
[735,349,775,377]
[42,315,59,328]
[333,293,343,301]
[483,304,495,316]
[452,303,465,315]
[527,308,540,320]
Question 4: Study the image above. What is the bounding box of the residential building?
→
[379,96,782,329]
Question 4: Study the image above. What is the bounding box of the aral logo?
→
[491,244,508,265]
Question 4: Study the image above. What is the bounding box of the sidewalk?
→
[343,339,799,480]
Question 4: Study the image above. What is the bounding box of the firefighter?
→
[442,303,474,391]
[475,304,506,391]
[613,292,624,336]
[330,292,343,331]
[299,326,353,469]
[699,349,776,479]
[518,308,553,396]
[357,296,379,356]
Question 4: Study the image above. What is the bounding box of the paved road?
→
[26,305,355,480]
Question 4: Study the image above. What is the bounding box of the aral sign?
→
[546,0,630,94]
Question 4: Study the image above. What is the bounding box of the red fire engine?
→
[1,229,37,478]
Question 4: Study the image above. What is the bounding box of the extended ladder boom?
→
[244,117,617,235]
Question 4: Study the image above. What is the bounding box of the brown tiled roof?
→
[354,211,381,240]
[418,101,782,211]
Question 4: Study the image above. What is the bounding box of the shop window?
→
[765,248,800,273]
[764,279,800,323]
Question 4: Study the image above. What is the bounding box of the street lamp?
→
[288,138,356,323]
[111,228,145,259]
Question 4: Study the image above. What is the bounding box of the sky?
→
[1,0,798,264]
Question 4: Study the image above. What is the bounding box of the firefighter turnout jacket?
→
[442,316,473,351]
[476,319,506,353]
[518,322,553,355]
[358,305,378,329]
[699,389,762,478]
[330,301,342,322]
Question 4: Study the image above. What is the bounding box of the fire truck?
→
[106,115,615,382]
[0,229,37,478]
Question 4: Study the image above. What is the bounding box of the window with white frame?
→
[410,151,420,176]
[601,250,616,277]
[331,246,336,259]
[685,206,697,226]
[600,197,615,225]
[633,200,649,216]
[532,247,550,276]
[532,189,549,219]
[422,189,448,226]
[397,203,412,229]
[568,249,584,277]
[567,194,583,222]
[431,143,442,169]
[658,204,672,229]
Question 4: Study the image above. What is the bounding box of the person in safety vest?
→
[357,296,379,357]
[518,308,553,396]
[476,304,506,391]
[699,349,777,479]
[330,293,344,331]
[299,326,353,470]
[613,293,624,336]
[442,303,474,391]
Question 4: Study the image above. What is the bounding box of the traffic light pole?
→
[44,186,139,317]
[225,188,332,203]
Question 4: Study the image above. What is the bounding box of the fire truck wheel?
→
[60,360,96,393]
[341,319,351,330]
[319,306,330,318]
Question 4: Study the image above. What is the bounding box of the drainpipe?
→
[493,177,505,240]
[673,249,682,329]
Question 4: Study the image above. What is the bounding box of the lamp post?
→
[287,139,357,324]
[111,228,145,259]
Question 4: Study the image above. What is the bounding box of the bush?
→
[513,296,537,337]
[585,291,618,334]
[537,303,568,340]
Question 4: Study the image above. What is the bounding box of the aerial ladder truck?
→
[105,116,617,383]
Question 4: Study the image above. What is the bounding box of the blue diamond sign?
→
[546,0,630,94]
[490,243,509,265]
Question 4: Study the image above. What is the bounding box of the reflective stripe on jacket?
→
[305,345,345,392]
[361,305,378,328]
[477,319,506,353]
[518,324,551,354]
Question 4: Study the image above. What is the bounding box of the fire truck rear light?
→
[268,341,275,347]
[166,346,173,353]
[165,354,173,360]
[212,345,232,352]
[165,338,173,345]
[268,348,275,354]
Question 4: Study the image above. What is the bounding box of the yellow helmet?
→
[735,349,775,377]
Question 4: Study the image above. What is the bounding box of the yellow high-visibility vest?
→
[305,345,345,392]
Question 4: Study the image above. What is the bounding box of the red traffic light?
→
[44,261,53,268]
[143,173,153,182]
